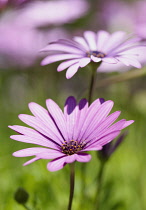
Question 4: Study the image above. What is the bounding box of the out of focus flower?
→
[2,0,89,28]
[0,0,89,68]
[0,0,31,9]
[41,30,142,79]
[9,96,134,172]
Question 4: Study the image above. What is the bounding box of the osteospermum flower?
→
[41,30,143,79]
[9,96,134,172]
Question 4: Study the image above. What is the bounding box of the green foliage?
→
[1,67,146,210]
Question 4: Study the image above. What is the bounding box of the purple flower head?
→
[41,30,142,79]
[9,97,134,172]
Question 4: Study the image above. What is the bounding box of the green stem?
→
[94,161,106,210]
[88,63,100,105]
[68,163,75,210]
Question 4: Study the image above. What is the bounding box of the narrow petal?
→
[79,100,114,141]
[47,156,67,172]
[96,30,110,51]
[102,57,118,64]
[104,31,126,53]
[23,157,40,166]
[79,57,91,67]
[66,63,80,79]
[41,43,84,54]
[41,54,83,66]
[117,56,141,68]
[57,59,80,72]
[10,134,58,149]
[84,31,97,50]
[28,102,66,142]
[13,147,59,157]
[122,120,134,129]
[87,131,121,148]
[64,96,77,139]
[73,36,89,51]
[19,114,63,144]
[73,98,88,140]
[82,146,102,151]
[65,155,76,163]
[75,153,91,162]
[46,99,68,140]
[85,111,121,140]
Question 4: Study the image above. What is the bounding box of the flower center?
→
[87,51,106,58]
[61,140,85,155]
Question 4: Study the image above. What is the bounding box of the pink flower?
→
[9,97,134,172]
[41,30,142,79]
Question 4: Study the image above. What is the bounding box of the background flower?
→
[41,30,142,79]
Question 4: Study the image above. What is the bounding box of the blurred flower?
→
[12,0,89,28]
[9,96,134,172]
[0,0,89,68]
[41,30,142,79]
[0,0,31,9]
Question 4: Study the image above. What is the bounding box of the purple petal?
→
[79,100,114,141]
[82,146,102,151]
[41,54,83,66]
[77,98,103,141]
[104,31,126,53]
[75,153,91,162]
[117,56,141,68]
[47,156,67,171]
[46,99,68,141]
[88,131,121,148]
[79,57,91,67]
[10,133,58,149]
[18,114,63,145]
[122,120,134,128]
[96,30,110,51]
[84,31,97,50]
[29,102,66,142]
[41,43,84,54]
[85,111,121,141]
[102,57,118,64]
[23,157,40,166]
[73,36,89,51]
[73,98,88,140]
[13,147,59,157]
[64,96,77,140]
[66,63,80,79]
[65,155,76,163]
[57,59,80,72]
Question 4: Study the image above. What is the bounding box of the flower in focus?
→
[41,30,143,79]
[9,96,134,172]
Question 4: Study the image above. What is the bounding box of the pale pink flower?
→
[41,30,142,79]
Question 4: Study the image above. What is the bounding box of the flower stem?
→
[88,62,101,104]
[88,66,97,104]
[68,162,75,210]
[94,161,106,210]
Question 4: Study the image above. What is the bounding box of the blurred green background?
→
[1,0,146,209]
